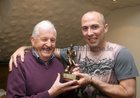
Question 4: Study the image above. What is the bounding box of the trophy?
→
[63,44,78,81]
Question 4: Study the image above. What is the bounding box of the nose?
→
[45,39,51,47]
[87,27,93,36]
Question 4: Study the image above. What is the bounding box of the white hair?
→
[32,20,57,37]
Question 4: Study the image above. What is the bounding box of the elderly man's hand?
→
[48,73,79,97]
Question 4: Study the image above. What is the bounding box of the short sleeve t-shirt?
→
[60,42,139,98]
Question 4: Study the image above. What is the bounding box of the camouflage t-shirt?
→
[60,42,139,98]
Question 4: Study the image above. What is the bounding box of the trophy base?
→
[63,73,78,81]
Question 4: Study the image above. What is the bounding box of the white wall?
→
[106,6,140,98]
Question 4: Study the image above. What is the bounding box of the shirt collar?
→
[32,48,55,65]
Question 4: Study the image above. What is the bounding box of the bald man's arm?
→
[9,46,32,71]
[54,48,61,59]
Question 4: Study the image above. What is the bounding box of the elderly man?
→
[6,20,79,98]
[9,11,139,98]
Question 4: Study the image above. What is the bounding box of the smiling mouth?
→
[88,37,97,42]
[42,47,52,52]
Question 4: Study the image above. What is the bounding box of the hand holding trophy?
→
[63,44,78,81]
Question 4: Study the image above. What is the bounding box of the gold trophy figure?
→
[63,44,77,81]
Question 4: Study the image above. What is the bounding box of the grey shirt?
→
[60,42,139,98]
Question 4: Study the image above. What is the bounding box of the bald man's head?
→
[81,11,106,26]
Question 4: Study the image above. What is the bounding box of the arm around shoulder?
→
[9,46,32,71]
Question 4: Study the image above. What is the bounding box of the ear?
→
[30,37,35,46]
[104,24,109,34]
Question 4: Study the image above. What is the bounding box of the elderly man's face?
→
[31,29,56,61]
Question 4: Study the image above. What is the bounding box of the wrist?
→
[24,46,32,52]
[48,88,55,98]
[90,76,98,88]
[89,75,93,84]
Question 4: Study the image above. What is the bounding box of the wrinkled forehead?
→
[37,28,57,38]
